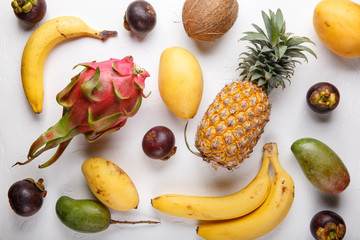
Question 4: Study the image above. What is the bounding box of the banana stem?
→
[263,143,284,173]
[99,30,118,40]
[259,146,271,174]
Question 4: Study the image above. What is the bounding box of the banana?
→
[21,16,117,113]
[151,152,271,221]
[197,143,295,240]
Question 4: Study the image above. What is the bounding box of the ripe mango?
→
[291,138,350,194]
[313,0,360,58]
[158,46,203,119]
[81,157,139,211]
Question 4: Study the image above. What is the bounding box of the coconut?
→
[182,0,239,42]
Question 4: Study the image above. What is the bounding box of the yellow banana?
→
[151,152,271,220]
[197,143,295,240]
[21,16,117,113]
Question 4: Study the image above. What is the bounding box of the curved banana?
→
[21,16,117,113]
[151,152,271,221]
[197,143,295,240]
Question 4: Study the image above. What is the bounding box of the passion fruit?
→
[142,126,176,160]
[8,178,47,217]
[124,0,156,34]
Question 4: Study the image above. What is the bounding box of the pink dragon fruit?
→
[14,56,149,168]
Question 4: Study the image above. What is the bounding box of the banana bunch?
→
[152,143,295,239]
[21,16,117,113]
[151,150,271,220]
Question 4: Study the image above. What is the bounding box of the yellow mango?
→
[158,46,203,119]
[313,0,360,58]
[81,157,139,211]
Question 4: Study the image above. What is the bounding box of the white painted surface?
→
[1,0,359,239]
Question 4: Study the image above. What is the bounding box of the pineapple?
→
[194,9,316,169]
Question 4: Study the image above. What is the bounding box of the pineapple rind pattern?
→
[195,81,271,169]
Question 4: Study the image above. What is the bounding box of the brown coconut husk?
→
[182,0,239,42]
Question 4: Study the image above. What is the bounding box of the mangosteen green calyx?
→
[11,0,47,24]
[306,82,340,114]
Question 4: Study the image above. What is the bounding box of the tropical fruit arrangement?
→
[7,0,357,239]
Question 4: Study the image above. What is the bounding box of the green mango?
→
[55,196,111,233]
[291,138,350,194]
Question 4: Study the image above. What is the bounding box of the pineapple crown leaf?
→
[261,9,286,46]
[238,8,317,95]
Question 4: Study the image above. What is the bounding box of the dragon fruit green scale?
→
[14,56,150,168]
